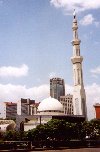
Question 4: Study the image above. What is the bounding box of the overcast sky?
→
[0,0,100,120]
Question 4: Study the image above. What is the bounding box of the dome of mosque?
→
[38,97,64,112]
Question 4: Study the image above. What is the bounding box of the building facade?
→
[0,102,17,119]
[0,102,6,119]
[94,103,100,119]
[60,94,73,115]
[17,98,38,116]
[5,102,17,119]
[71,11,87,118]
[30,102,40,115]
[50,78,65,101]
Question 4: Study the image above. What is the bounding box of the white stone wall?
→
[24,123,37,131]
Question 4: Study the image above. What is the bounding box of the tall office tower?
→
[17,98,36,116]
[60,94,73,115]
[71,11,87,118]
[50,78,65,101]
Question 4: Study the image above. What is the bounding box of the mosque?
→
[16,11,87,131]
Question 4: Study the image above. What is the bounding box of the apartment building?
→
[60,94,73,115]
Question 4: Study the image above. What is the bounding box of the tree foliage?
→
[1,118,100,143]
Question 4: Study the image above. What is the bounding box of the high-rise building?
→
[5,102,17,119]
[17,98,36,116]
[0,102,17,119]
[71,11,87,118]
[50,78,65,101]
[60,94,73,115]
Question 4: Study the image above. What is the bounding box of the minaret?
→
[71,10,87,119]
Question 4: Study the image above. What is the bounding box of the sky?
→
[0,0,100,120]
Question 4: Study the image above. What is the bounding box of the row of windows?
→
[65,107,73,111]
[65,111,73,114]
[60,99,72,102]
[62,104,73,107]
[62,103,73,106]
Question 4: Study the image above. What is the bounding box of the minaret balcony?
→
[71,56,83,64]
[72,26,78,31]
[73,18,77,23]
[72,39,81,45]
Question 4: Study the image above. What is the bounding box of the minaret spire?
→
[71,11,87,119]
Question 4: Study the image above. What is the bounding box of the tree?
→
[3,130,28,141]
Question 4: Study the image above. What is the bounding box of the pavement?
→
[33,148,100,152]
[0,148,100,152]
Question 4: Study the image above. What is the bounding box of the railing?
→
[0,140,100,150]
[0,141,32,150]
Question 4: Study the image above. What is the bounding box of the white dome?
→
[38,97,64,112]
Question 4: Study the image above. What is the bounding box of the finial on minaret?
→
[73,9,76,19]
